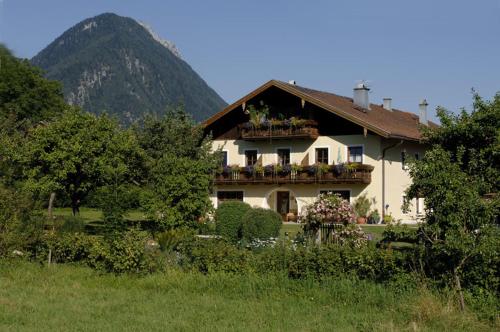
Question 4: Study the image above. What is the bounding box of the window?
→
[416,197,423,215]
[315,148,329,164]
[401,151,407,170]
[348,146,363,163]
[320,190,350,201]
[221,151,228,167]
[245,150,258,166]
[217,191,243,204]
[414,153,419,161]
[277,148,290,165]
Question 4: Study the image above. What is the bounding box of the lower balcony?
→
[214,163,374,185]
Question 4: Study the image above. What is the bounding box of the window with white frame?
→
[416,197,424,215]
[315,148,329,164]
[245,150,258,166]
[221,151,228,167]
[348,146,363,163]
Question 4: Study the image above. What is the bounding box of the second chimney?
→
[353,83,370,110]
[383,98,392,111]
[419,99,428,125]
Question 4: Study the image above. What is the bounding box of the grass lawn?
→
[49,207,147,222]
[0,261,491,332]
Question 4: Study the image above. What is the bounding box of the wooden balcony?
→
[214,164,374,185]
[239,120,319,140]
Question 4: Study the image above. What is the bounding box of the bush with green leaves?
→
[0,185,45,258]
[241,207,281,241]
[156,227,196,252]
[178,238,253,274]
[53,215,86,234]
[35,229,162,274]
[104,228,161,274]
[404,93,500,308]
[214,201,252,242]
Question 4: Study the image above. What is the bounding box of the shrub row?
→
[214,201,282,243]
[177,237,412,283]
[35,229,162,274]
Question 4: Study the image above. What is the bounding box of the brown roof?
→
[203,80,437,141]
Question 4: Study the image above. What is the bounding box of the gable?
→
[204,80,434,141]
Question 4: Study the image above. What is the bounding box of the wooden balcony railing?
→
[239,120,319,140]
[214,164,374,185]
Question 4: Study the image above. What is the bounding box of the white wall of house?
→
[212,135,427,223]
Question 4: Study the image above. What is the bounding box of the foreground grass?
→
[0,262,491,331]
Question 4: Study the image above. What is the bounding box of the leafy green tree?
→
[0,45,65,127]
[421,92,499,194]
[137,107,219,230]
[22,109,144,215]
[405,93,500,309]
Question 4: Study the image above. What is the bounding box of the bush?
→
[54,215,85,234]
[35,229,162,274]
[156,227,196,252]
[299,193,355,227]
[178,238,253,273]
[0,185,45,258]
[241,208,281,241]
[215,201,252,242]
[104,228,161,274]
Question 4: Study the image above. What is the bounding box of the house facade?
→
[203,80,435,223]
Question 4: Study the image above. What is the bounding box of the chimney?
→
[353,82,370,110]
[383,98,392,111]
[419,99,428,125]
[288,80,296,85]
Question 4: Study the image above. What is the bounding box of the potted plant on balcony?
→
[317,163,331,179]
[254,164,265,178]
[247,104,269,129]
[290,163,302,180]
[229,164,240,180]
[353,193,373,224]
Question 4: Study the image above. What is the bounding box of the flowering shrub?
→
[298,193,355,226]
[334,224,368,248]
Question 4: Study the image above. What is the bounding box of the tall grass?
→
[0,261,492,331]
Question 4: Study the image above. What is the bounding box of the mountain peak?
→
[137,21,182,59]
[31,13,226,124]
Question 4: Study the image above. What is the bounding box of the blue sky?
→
[1,0,499,122]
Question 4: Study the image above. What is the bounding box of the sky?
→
[1,0,499,122]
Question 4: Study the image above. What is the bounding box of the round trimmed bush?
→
[215,201,252,242]
[241,208,282,241]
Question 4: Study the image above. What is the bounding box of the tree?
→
[405,93,500,309]
[137,107,219,230]
[22,109,144,215]
[0,45,65,128]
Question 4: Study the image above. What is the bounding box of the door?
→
[276,191,290,220]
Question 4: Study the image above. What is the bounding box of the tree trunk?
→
[48,192,56,220]
[454,270,466,311]
[71,196,80,216]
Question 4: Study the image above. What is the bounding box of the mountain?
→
[31,13,226,123]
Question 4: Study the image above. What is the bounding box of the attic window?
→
[348,146,363,163]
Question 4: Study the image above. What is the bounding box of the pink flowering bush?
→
[298,193,355,227]
[334,224,368,248]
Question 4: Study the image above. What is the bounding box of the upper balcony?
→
[214,163,374,185]
[239,119,319,140]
